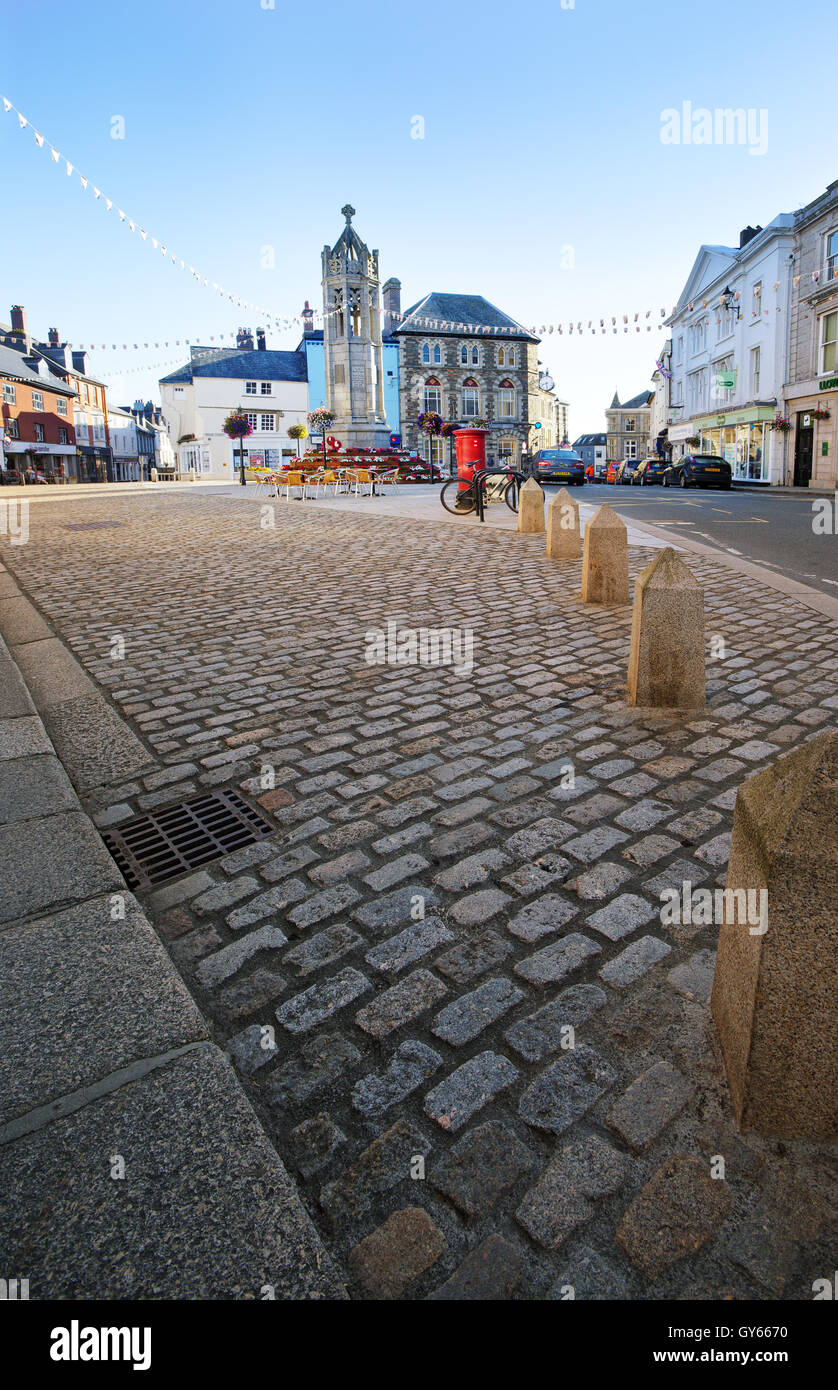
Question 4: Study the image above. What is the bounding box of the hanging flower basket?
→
[770,416,792,432]
[811,407,831,421]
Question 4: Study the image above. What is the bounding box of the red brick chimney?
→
[48,327,60,346]
[10,305,28,339]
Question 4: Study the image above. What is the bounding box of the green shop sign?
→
[819,377,838,391]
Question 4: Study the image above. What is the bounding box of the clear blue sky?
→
[2,0,835,433]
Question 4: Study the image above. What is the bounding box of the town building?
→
[535,372,569,450]
[392,289,541,469]
[606,389,653,462]
[784,180,838,489]
[1,307,112,481]
[573,433,607,473]
[665,217,795,482]
[0,342,76,479]
[108,403,158,482]
[650,341,672,456]
[160,333,308,479]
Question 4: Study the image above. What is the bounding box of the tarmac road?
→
[572,482,838,599]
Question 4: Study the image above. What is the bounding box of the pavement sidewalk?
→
[0,596,346,1300]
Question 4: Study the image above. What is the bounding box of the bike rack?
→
[470,467,525,523]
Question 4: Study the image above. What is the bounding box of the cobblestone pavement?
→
[2,489,837,1301]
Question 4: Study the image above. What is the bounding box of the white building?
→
[159,334,309,480]
[666,217,795,483]
[108,405,155,482]
[649,340,671,455]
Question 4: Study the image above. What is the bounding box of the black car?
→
[663,454,733,490]
[617,459,641,484]
[534,448,586,486]
[632,458,668,485]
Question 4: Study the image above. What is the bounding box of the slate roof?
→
[395,293,538,342]
[0,344,75,395]
[160,349,307,386]
[610,390,653,410]
[573,433,606,447]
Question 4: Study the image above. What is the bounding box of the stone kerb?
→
[627,547,705,708]
[711,731,838,1138]
[580,504,629,605]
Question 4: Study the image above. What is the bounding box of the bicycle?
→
[439,467,524,517]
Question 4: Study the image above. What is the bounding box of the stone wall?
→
[396,333,540,462]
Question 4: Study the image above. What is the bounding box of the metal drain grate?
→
[101,789,275,890]
[63,520,126,531]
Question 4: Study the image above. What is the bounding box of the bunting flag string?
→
[0,93,319,333]
[0,329,322,353]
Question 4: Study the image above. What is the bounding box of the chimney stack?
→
[382,278,402,335]
[256,327,266,351]
[301,301,314,334]
[739,225,762,249]
[10,305,30,349]
[236,326,254,351]
[48,326,60,347]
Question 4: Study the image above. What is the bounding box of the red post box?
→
[454,427,487,493]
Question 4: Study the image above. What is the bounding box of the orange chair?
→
[278,470,309,500]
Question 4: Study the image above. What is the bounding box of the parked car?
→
[617,459,641,485]
[534,448,585,486]
[663,454,733,490]
[632,458,669,486]
[605,460,622,484]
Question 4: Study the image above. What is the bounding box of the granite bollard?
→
[517,477,545,535]
[711,731,838,1139]
[627,547,705,708]
[580,503,629,605]
[546,488,581,560]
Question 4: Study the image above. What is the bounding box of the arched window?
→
[460,345,468,365]
[471,345,479,366]
[498,346,506,366]
[497,379,516,419]
[422,343,430,364]
[461,377,480,419]
[424,377,442,413]
[433,343,442,364]
[498,346,515,368]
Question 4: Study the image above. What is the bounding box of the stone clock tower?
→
[321,205,391,449]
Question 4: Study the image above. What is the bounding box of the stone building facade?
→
[606,389,653,462]
[391,291,541,468]
[784,180,838,489]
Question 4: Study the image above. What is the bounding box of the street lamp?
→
[720,286,741,319]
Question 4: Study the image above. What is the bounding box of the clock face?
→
[540,373,554,392]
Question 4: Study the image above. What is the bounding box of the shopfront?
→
[784,376,837,490]
[689,407,778,483]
